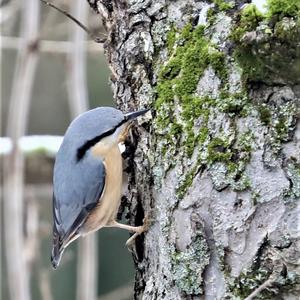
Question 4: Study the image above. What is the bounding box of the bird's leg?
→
[108,221,144,234]
[108,221,144,247]
[107,216,151,247]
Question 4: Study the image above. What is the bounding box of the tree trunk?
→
[88,1,300,299]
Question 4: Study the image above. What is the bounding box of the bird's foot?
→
[125,211,155,248]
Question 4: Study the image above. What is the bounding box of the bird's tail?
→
[51,229,80,269]
[51,226,65,269]
[51,238,64,269]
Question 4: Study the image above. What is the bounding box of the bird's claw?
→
[125,232,139,248]
[125,210,155,248]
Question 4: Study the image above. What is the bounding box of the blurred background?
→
[1,1,134,300]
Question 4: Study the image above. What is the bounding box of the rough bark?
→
[88,1,300,299]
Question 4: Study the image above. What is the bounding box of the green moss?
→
[230,4,263,42]
[207,137,232,164]
[176,166,199,199]
[209,48,228,81]
[217,91,249,116]
[207,131,253,192]
[228,234,300,298]
[256,99,298,158]
[238,130,254,153]
[154,23,224,166]
[274,17,300,41]
[229,238,272,298]
[154,22,255,198]
[207,7,217,26]
[166,25,177,54]
[160,56,182,80]
[155,81,174,108]
[152,1,299,205]
[212,0,234,11]
[177,130,253,196]
[258,104,272,125]
[169,122,183,138]
[173,27,208,99]
[266,0,300,19]
[230,4,265,81]
[231,2,300,84]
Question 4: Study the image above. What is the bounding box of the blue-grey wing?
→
[52,154,105,247]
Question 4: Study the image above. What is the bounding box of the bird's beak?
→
[124,108,150,121]
[118,108,149,143]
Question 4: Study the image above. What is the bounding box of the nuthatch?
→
[51,107,149,269]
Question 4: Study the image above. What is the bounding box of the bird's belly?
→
[83,184,122,233]
[82,145,123,234]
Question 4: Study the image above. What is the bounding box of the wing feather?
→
[52,154,105,248]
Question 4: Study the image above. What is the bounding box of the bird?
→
[51,106,149,269]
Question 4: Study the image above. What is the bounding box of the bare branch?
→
[39,0,106,43]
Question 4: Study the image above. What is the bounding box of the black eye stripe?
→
[76,119,127,162]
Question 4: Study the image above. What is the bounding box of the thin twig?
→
[244,276,274,300]
[39,0,106,43]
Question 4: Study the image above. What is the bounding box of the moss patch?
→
[231,2,300,84]
[258,104,272,125]
[154,21,257,198]
[154,23,222,164]
[266,0,300,19]
[212,0,234,12]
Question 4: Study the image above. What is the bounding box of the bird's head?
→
[60,107,149,162]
